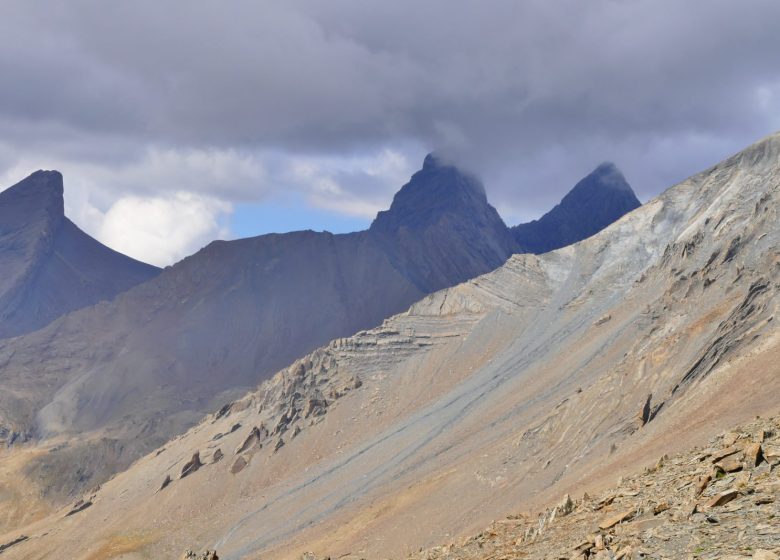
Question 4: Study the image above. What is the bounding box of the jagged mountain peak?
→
[370,153,490,234]
[421,152,456,171]
[369,153,516,292]
[2,169,63,194]
[564,162,636,200]
[585,162,633,192]
[511,162,641,254]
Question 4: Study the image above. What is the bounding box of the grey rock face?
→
[0,170,160,339]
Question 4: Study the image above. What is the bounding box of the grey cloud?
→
[1,0,780,226]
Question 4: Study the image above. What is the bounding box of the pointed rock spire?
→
[369,153,517,291]
[369,153,490,234]
[0,170,159,339]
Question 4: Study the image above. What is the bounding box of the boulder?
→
[159,474,172,492]
[181,551,219,560]
[65,499,93,517]
[212,449,224,463]
[557,493,575,516]
[598,509,634,530]
[180,452,203,479]
[235,426,266,454]
[744,442,764,468]
[303,398,328,419]
[231,456,248,475]
[705,490,739,508]
[695,474,712,496]
[711,445,742,463]
[716,454,744,473]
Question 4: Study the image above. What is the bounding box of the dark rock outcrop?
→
[159,474,172,491]
[0,535,28,553]
[180,452,203,479]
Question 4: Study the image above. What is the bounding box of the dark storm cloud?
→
[1,0,780,260]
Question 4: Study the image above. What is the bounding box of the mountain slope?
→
[0,170,160,339]
[0,155,639,529]
[3,132,775,559]
[512,162,641,253]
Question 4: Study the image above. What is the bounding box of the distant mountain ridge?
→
[0,170,160,339]
[0,155,640,512]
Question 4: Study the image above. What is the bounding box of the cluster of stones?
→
[399,415,780,560]
[180,549,218,560]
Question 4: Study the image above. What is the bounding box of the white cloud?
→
[98,193,231,267]
[286,148,416,218]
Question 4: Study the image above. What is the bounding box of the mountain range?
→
[0,155,639,517]
[0,132,774,559]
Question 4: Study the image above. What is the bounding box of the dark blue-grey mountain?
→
[370,153,519,290]
[0,171,160,339]
[511,162,641,253]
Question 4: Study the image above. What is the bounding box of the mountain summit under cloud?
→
[0,171,160,339]
[512,162,641,253]
[371,153,492,234]
[370,153,518,291]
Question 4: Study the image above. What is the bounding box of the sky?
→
[1,1,780,266]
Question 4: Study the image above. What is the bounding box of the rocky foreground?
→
[401,415,780,560]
